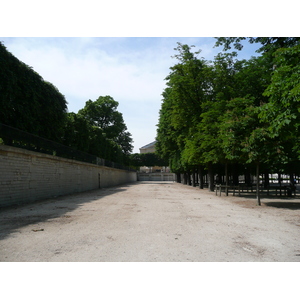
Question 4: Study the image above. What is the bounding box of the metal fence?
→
[0,123,135,172]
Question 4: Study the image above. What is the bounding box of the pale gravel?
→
[0,181,299,262]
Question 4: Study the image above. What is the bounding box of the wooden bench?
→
[262,185,296,197]
[215,184,297,197]
[215,185,240,196]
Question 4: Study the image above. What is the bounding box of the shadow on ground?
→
[263,202,300,210]
[138,181,175,185]
[0,183,137,241]
[214,188,300,210]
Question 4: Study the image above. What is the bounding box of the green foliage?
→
[233,56,273,101]
[129,153,168,168]
[78,96,133,155]
[0,41,133,166]
[156,88,181,166]
[215,37,300,54]
[156,43,214,172]
[61,111,127,164]
[157,38,300,177]
[219,98,259,163]
[0,41,68,142]
[62,113,91,152]
[261,45,300,136]
[128,153,143,168]
[78,96,123,134]
[259,44,300,161]
[196,99,227,164]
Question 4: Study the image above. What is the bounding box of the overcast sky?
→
[1,37,263,152]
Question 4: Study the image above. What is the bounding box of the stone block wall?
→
[0,145,137,208]
[137,172,175,181]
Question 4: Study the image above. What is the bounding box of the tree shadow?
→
[247,192,300,210]
[215,189,300,210]
[263,202,300,210]
[138,181,175,184]
[0,183,134,241]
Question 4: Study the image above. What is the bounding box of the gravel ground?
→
[0,181,300,262]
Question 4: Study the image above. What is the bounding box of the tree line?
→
[156,38,300,204]
[129,152,168,169]
[0,41,133,165]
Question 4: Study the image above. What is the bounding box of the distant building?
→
[139,141,170,173]
[139,141,156,154]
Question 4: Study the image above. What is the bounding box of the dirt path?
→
[1,182,299,262]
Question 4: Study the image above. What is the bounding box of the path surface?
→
[1,182,299,262]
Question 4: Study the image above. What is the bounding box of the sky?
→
[1,1,296,153]
[0,37,262,152]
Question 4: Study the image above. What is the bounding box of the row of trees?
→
[0,41,133,165]
[63,96,133,163]
[156,38,300,204]
[129,152,168,170]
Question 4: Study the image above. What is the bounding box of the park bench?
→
[215,184,296,197]
[238,184,254,193]
[266,185,296,197]
[215,184,240,196]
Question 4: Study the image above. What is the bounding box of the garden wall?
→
[0,145,137,208]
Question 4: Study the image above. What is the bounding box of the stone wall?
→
[0,145,137,208]
[137,172,175,181]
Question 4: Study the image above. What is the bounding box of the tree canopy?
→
[156,39,300,202]
[129,152,168,169]
[78,96,133,155]
[0,41,134,166]
[0,41,68,142]
[215,37,300,54]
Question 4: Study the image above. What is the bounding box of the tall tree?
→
[258,44,300,182]
[260,45,300,146]
[182,51,242,190]
[157,43,213,172]
[157,39,300,199]
[78,96,133,155]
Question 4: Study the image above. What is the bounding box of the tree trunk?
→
[278,172,282,196]
[195,169,199,185]
[232,163,239,186]
[183,173,187,185]
[187,171,192,186]
[198,165,204,189]
[225,162,229,196]
[264,171,270,188]
[256,162,261,206]
[290,172,295,185]
[192,169,196,187]
[289,172,295,196]
[208,162,214,192]
[245,168,251,186]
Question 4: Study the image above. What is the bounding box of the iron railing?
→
[0,123,135,172]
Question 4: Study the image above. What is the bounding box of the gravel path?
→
[1,181,299,262]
